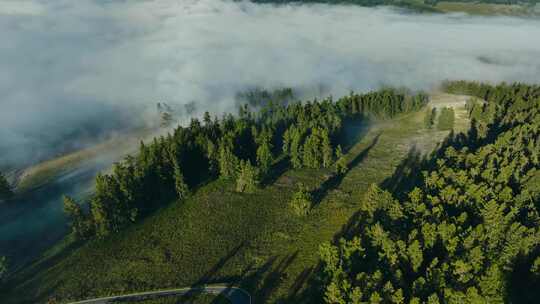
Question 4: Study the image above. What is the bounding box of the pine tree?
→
[218,141,239,179]
[322,130,334,168]
[290,128,304,169]
[335,145,348,174]
[63,195,92,239]
[256,139,273,174]
[290,183,312,216]
[173,162,189,200]
[303,129,323,168]
[236,160,260,193]
[424,107,436,129]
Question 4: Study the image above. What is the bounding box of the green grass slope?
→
[2,95,469,304]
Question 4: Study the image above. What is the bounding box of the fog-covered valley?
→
[2,0,540,168]
[2,2,540,302]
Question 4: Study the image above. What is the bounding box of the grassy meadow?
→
[1,94,470,304]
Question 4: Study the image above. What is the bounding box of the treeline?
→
[63,89,427,239]
[319,82,540,303]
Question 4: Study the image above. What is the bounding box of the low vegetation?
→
[2,81,538,304]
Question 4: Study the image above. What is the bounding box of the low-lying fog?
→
[2,0,540,167]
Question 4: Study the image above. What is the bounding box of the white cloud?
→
[1,0,540,166]
[0,0,44,15]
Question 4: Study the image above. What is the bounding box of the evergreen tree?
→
[63,195,92,239]
[322,129,334,168]
[173,162,189,200]
[290,183,312,216]
[321,82,540,304]
[423,107,436,129]
[289,128,304,169]
[256,139,273,174]
[218,141,239,179]
[236,160,260,193]
[334,145,348,174]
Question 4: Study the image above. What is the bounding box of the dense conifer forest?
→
[2,81,539,304]
[319,82,540,303]
[63,89,428,240]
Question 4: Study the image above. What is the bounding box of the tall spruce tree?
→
[334,145,348,174]
[173,162,189,200]
[63,195,92,239]
[236,160,260,193]
[256,139,273,175]
[424,107,436,129]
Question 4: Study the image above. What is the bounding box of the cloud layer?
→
[2,0,540,166]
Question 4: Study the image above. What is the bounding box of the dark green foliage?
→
[320,82,540,303]
[303,128,332,169]
[423,107,436,129]
[0,171,12,201]
[437,107,455,130]
[236,160,260,193]
[334,145,348,174]
[173,162,189,200]
[62,196,93,240]
[290,183,312,216]
[219,141,240,179]
[0,256,7,281]
[282,89,428,170]
[256,133,274,174]
[69,88,427,239]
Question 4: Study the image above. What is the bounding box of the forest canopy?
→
[319,82,540,304]
[63,89,427,239]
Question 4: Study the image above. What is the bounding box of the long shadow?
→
[262,157,290,187]
[311,133,381,208]
[175,242,246,302]
[339,117,371,153]
[2,237,85,290]
[278,263,325,304]
[195,242,246,286]
[380,145,425,200]
[210,252,299,304]
[252,252,298,303]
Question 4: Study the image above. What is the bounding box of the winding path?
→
[69,285,251,304]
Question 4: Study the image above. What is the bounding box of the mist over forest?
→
[2,0,540,167]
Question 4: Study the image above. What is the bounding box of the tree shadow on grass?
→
[252,252,298,302]
[311,133,381,208]
[213,252,299,304]
[2,236,85,290]
[380,145,425,201]
[262,157,290,187]
[175,242,247,302]
[339,117,371,154]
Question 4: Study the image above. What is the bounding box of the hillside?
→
[1,91,470,303]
